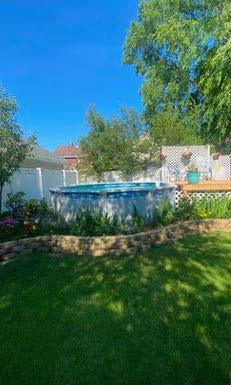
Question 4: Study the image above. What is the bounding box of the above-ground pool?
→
[50,182,175,222]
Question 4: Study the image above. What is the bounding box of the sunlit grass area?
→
[0,233,230,385]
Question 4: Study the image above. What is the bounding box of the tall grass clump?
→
[175,196,231,221]
[154,198,174,226]
[193,196,231,219]
[70,206,146,237]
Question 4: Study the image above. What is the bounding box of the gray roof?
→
[22,145,65,170]
[30,145,64,164]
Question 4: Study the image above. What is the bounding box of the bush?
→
[129,205,146,233]
[0,211,12,220]
[5,193,49,223]
[5,192,25,221]
[174,197,197,221]
[193,196,231,219]
[155,198,174,226]
[70,210,114,237]
[175,196,231,221]
[24,199,49,218]
[0,194,60,241]
[70,207,146,237]
[38,210,70,235]
[1,193,230,243]
[0,216,24,242]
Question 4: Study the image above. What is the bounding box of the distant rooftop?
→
[54,145,81,158]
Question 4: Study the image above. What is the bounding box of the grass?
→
[0,233,230,385]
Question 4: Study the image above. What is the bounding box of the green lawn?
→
[0,233,230,385]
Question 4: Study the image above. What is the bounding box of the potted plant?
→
[186,163,200,184]
[181,149,193,160]
[156,150,167,160]
[211,152,221,160]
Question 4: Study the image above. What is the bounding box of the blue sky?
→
[0,0,142,151]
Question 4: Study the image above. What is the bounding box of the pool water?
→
[61,182,157,193]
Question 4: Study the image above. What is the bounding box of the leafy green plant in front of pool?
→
[129,205,146,233]
[24,198,49,218]
[155,198,174,226]
[70,209,113,237]
[70,206,146,237]
[174,197,197,222]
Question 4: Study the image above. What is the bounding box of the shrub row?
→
[1,193,231,244]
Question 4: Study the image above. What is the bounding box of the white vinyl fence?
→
[2,168,79,210]
[78,169,161,184]
[2,146,230,210]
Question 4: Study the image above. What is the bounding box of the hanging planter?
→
[181,149,193,160]
[156,151,167,160]
[211,152,221,160]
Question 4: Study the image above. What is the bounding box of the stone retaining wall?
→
[0,219,230,262]
[51,219,231,257]
[0,236,51,262]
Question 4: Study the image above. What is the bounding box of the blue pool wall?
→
[50,182,175,223]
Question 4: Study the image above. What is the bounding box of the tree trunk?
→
[0,184,3,214]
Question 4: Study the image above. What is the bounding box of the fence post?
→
[36,168,44,199]
[62,170,67,186]
[76,170,79,185]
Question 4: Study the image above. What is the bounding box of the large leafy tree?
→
[199,17,231,147]
[79,108,148,178]
[148,105,202,147]
[0,89,36,212]
[124,0,231,147]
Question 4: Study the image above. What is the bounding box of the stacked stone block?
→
[0,219,230,262]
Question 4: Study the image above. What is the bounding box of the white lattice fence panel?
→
[161,145,210,181]
[174,190,183,207]
[174,189,231,207]
[189,191,231,199]
[210,155,231,181]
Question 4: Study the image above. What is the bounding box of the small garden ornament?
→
[23,211,36,237]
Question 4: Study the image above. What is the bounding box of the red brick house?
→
[54,145,81,170]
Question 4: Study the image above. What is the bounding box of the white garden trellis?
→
[160,145,231,182]
[160,145,210,181]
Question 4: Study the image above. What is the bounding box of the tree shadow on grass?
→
[0,233,230,385]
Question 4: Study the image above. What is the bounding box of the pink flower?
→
[156,151,167,160]
[0,217,18,229]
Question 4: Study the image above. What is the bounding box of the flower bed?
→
[1,192,231,245]
[1,219,230,262]
[0,193,68,243]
